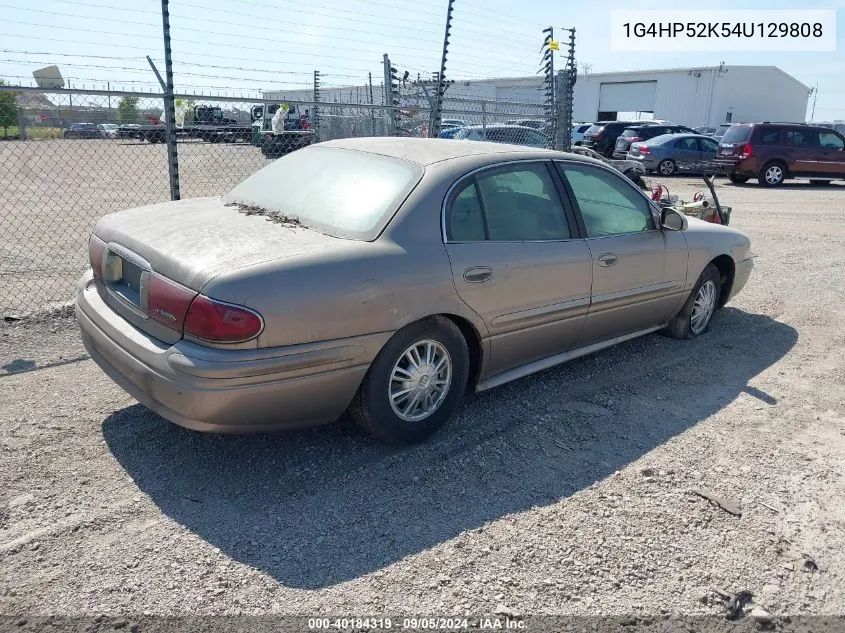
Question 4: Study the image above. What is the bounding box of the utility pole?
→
[810,84,818,122]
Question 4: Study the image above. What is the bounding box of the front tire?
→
[662,264,721,340]
[348,317,469,444]
[658,159,677,176]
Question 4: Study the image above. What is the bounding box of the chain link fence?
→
[0,86,551,316]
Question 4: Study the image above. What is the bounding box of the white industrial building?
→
[447,65,810,127]
[267,65,810,128]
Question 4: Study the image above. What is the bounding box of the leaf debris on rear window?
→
[224,202,302,228]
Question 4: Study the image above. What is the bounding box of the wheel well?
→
[710,255,735,308]
[439,313,483,391]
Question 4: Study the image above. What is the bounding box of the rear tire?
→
[348,317,469,444]
[662,264,722,340]
[657,159,677,176]
[759,161,786,187]
[728,173,750,184]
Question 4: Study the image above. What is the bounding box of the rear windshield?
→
[585,124,604,135]
[621,129,643,138]
[223,146,424,240]
[721,125,753,143]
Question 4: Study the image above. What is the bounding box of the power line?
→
[0,4,160,28]
[170,0,538,49]
[14,0,157,14]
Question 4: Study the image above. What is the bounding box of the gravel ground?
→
[1,177,844,630]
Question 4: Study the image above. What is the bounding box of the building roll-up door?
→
[598,81,657,113]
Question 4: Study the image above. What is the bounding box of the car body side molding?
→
[475,324,664,393]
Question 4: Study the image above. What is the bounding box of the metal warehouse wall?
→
[572,67,809,127]
[709,67,809,125]
[573,69,714,127]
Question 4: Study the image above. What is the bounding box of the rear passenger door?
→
[785,128,820,175]
[698,137,720,173]
[673,137,701,172]
[443,161,593,376]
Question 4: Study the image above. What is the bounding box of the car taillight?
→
[184,295,264,343]
[89,235,106,280]
[740,143,753,158]
[146,272,196,330]
[629,136,642,142]
[638,146,651,154]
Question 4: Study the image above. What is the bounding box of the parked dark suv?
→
[715,122,845,187]
[581,121,637,157]
[613,123,697,158]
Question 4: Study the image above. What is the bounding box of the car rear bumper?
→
[626,154,658,170]
[76,271,390,433]
[714,157,758,176]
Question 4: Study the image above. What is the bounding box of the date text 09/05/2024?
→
[307,617,526,630]
[622,22,823,39]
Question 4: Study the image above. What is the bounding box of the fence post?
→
[382,54,397,135]
[160,0,180,200]
[554,71,565,151]
[17,106,26,140]
[431,0,455,138]
[368,72,376,135]
[313,70,321,142]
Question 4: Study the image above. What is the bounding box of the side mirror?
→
[661,207,687,231]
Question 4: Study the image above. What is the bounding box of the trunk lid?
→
[93,197,341,291]
[90,197,344,344]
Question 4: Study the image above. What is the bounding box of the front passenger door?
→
[555,162,688,346]
[818,131,845,176]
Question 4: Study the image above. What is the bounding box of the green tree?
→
[0,79,20,138]
[117,95,140,123]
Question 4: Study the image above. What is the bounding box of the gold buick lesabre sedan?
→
[76,137,754,444]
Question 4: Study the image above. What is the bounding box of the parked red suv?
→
[715,122,845,186]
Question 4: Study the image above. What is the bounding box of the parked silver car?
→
[77,138,753,444]
[626,133,721,176]
[454,124,549,148]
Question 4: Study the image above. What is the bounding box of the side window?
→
[676,137,699,151]
[819,132,845,150]
[699,138,719,153]
[758,128,781,145]
[446,181,486,242]
[786,130,821,147]
[558,164,656,238]
[475,164,571,241]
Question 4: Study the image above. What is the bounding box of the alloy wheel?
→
[690,280,717,334]
[388,340,452,422]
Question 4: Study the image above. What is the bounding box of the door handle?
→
[597,253,618,267]
[463,266,494,283]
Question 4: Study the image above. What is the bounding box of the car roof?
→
[318,136,600,167]
[645,133,712,144]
